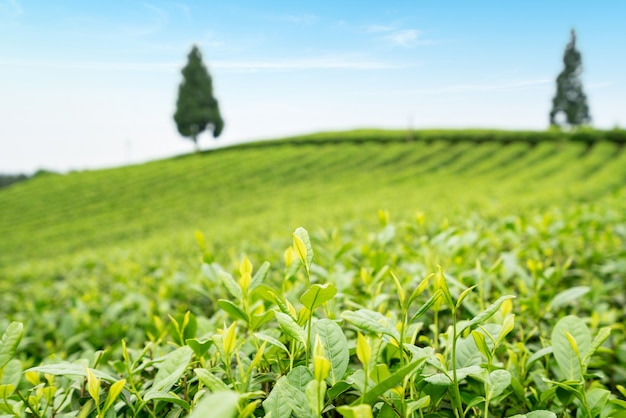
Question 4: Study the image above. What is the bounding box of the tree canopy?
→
[174,45,224,150]
[549,29,591,128]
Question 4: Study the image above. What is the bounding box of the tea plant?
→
[0,216,624,417]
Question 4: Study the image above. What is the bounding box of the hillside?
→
[2,130,626,416]
[1,130,625,271]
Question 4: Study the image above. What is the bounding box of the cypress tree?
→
[549,30,591,128]
[174,45,224,151]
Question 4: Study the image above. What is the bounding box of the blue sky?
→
[1,1,624,173]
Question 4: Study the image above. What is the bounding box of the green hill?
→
[1,129,625,271]
[2,129,626,416]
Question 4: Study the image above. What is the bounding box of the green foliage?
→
[0,212,624,416]
[0,132,626,416]
[550,29,591,127]
[173,45,224,148]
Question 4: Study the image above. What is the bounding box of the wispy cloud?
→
[0,58,179,72]
[0,0,23,18]
[281,13,318,25]
[398,79,553,95]
[384,29,423,47]
[143,3,169,31]
[212,57,404,72]
[1,57,406,73]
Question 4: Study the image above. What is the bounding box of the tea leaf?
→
[313,319,349,384]
[217,299,249,323]
[250,261,271,291]
[189,391,239,418]
[275,311,306,346]
[549,286,590,310]
[1,359,21,388]
[194,368,229,392]
[294,227,314,274]
[471,330,492,363]
[149,346,193,394]
[85,367,100,403]
[457,295,516,336]
[27,363,119,382]
[406,396,430,415]
[185,338,213,358]
[357,355,428,405]
[508,411,557,418]
[219,271,242,300]
[0,322,23,369]
[254,332,290,355]
[264,376,315,418]
[341,309,400,341]
[337,404,373,418]
[103,378,126,414]
[409,289,443,322]
[486,369,511,399]
[356,332,371,367]
[583,326,611,366]
[287,366,314,391]
[301,283,337,311]
[551,315,591,381]
[425,365,483,386]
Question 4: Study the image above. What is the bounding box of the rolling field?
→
[0,130,625,417]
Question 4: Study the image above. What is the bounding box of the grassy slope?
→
[1,130,625,272]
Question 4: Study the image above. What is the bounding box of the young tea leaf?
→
[457,295,516,336]
[149,346,193,394]
[551,315,591,381]
[313,319,349,385]
[189,391,239,418]
[549,286,590,310]
[356,355,428,405]
[336,404,373,418]
[341,309,400,341]
[103,379,126,414]
[293,227,314,274]
[274,311,307,346]
[301,283,337,312]
[0,322,23,369]
[486,369,511,399]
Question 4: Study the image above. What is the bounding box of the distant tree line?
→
[0,170,58,189]
[171,29,599,151]
[0,173,29,189]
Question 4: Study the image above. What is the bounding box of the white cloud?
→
[212,57,403,72]
[384,29,422,47]
[398,79,553,95]
[0,56,405,73]
[282,13,318,25]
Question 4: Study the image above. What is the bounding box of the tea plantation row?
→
[0,131,625,417]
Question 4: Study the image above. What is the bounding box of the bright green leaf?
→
[301,283,337,311]
[549,286,590,310]
[457,295,516,336]
[0,322,23,369]
[551,315,591,381]
[337,404,373,418]
[312,319,349,384]
[189,391,239,418]
[275,311,306,346]
[149,346,193,394]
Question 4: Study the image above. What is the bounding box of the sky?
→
[1,1,625,174]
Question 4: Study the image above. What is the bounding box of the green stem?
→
[450,308,464,418]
